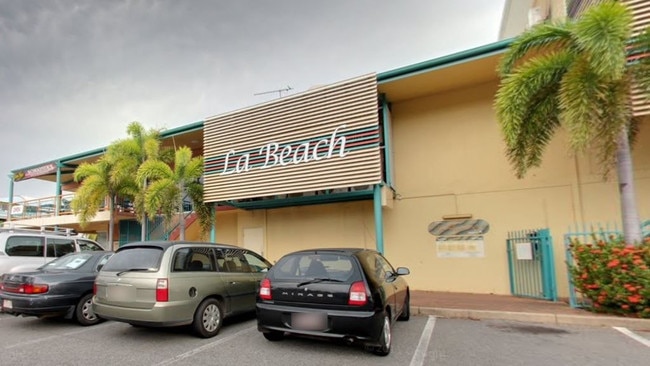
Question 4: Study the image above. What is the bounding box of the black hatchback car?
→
[256,248,410,356]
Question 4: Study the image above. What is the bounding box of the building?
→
[4,0,649,298]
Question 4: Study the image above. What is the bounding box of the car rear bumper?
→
[92,299,192,327]
[0,293,77,318]
[256,302,384,345]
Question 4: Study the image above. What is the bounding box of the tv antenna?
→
[254,86,293,98]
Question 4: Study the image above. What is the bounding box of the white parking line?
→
[155,326,256,366]
[4,321,120,349]
[613,327,650,348]
[409,316,436,366]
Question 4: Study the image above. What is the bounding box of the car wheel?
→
[371,312,392,356]
[398,293,410,321]
[75,293,101,326]
[193,298,223,338]
[262,331,284,341]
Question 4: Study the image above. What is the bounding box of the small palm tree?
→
[137,146,211,240]
[71,156,137,249]
[495,1,650,244]
[108,121,171,241]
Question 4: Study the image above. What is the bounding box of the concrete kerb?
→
[415,306,650,331]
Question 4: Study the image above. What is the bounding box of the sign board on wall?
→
[202,74,381,202]
[13,162,57,181]
[428,219,490,259]
[436,236,485,258]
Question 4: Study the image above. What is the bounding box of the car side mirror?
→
[396,267,410,276]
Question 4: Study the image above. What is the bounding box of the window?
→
[243,251,271,273]
[172,247,215,272]
[42,252,93,270]
[272,253,355,281]
[102,247,163,272]
[96,254,113,271]
[78,239,104,251]
[220,248,251,273]
[5,236,44,257]
[46,238,76,257]
[375,254,396,280]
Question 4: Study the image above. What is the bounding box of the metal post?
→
[210,203,217,243]
[55,162,62,216]
[373,184,384,254]
[7,174,14,223]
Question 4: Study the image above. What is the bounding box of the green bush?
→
[568,237,650,318]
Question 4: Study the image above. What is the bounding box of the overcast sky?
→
[1,0,506,199]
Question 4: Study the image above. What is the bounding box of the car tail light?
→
[156,279,169,302]
[5,283,49,294]
[93,282,97,295]
[259,278,272,300]
[348,281,367,306]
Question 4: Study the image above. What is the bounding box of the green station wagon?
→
[92,241,272,338]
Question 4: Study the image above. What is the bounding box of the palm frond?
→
[499,21,574,75]
[573,1,631,80]
[495,51,572,163]
[137,160,173,182]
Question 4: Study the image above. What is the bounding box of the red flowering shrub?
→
[568,236,650,318]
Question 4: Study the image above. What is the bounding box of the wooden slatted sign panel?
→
[203,74,381,202]
[627,0,650,116]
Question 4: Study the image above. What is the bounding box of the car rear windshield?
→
[41,252,93,270]
[272,253,356,282]
[101,247,163,272]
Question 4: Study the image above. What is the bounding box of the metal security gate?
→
[506,228,557,301]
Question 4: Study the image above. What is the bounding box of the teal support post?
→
[373,184,384,254]
[380,95,395,189]
[506,240,516,295]
[55,162,63,216]
[7,174,14,223]
[210,203,217,243]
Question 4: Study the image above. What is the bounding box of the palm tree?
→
[108,121,171,240]
[137,146,212,240]
[71,156,137,250]
[495,1,650,244]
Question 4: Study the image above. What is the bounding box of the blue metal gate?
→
[506,228,557,301]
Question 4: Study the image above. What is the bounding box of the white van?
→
[0,224,106,275]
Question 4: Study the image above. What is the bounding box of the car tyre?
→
[370,312,392,356]
[193,298,223,338]
[262,331,285,341]
[398,293,410,321]
[75,293,101,326]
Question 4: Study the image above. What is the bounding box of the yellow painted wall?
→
[384,80,650,296]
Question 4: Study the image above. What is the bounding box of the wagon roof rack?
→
[0,223,77,236]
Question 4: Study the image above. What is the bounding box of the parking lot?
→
[1,312,648,366]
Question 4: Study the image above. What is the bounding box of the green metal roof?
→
[377,38,513,84]
[12,120,205,173]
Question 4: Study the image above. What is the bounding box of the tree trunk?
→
[179,184,185,241]
[616,128,642,244]
[108,195,115,251]
[140,178,147,242]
